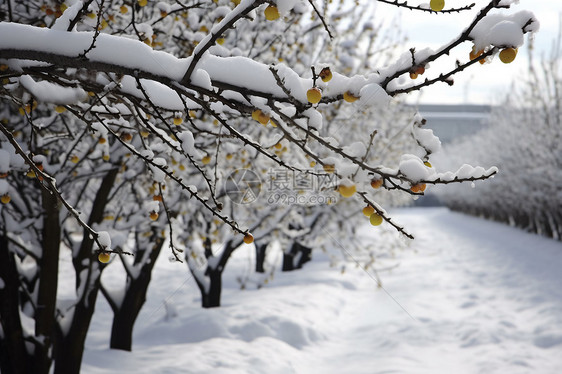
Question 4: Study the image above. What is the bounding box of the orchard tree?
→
[0,0,538,373]
[434,33,562,239]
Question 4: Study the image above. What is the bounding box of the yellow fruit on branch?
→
[149,211,159,221]
[173,117,183,126]
[370,178,383,189]
[343,91,359,103]
[424,161,432,168]
[153,195,163,202]
[70,155,79,163]
[499,48,517,64]
[362,205,375,217]
[469,47,484,61]
[98,252,111,263]
[369,213,383,226]
[243,233,254,244]
[264,5,280,21]
[202,155,212,165]
[319,67,332,82]
[138,0,147,7]
[338,184,356,198]
[410,183,427,193]
[307,87,322,104]
[1,194,11,204]
[430,0,445,12]
[323,163,335,173]
[54,105,66,113]
[257,111,270,125]
[252,109,261,121]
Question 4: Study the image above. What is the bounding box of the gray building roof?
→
[416,104,492,144]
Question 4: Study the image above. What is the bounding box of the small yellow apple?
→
[411,183,427,193]
[343,91,359,103]
[338,184,356,198]
[369,213,383,226]
[98,252,111,263]
[264,5,280,21]
[1,194,11,204]
[319,67,332,82]
[362,205,375,217]
[307,87,322,104]
[370,179,383,189]
[430,0,445,12]
[499,48,517,64]
[243,233,254,244]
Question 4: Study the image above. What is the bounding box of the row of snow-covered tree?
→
[435,35,562,240]
[0,0,538,373]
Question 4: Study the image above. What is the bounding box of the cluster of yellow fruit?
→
[430,0,445,12]
[362,205,383,226]
[305,67,359,105]
[470,45,517,64]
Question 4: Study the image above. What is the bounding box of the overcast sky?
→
[378,0,561,105]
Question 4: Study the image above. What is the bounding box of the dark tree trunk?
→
[0,235,29,374]
[31,189,61,374]
[53,281,100,374]
[201,270,222,308]
[282,242,312,272]
[255,242,268,273]
[53,169,118,374]
[108,238,164,351]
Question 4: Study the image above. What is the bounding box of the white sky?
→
[378,0,561,105]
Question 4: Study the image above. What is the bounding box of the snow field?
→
[80,208,562,373]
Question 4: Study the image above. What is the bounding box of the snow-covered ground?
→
[81,208,562,373]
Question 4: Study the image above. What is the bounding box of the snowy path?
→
[82,208,562,373]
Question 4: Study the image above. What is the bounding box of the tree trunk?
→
[192,268,223,308]
[53,281,100,374]
[282,242,312,271]
[109,238,163,351]
[54,169,118,374]
[31,189,61,374]
[202,270,222,308]
[0,235,30,374]
[255,242,267,273]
